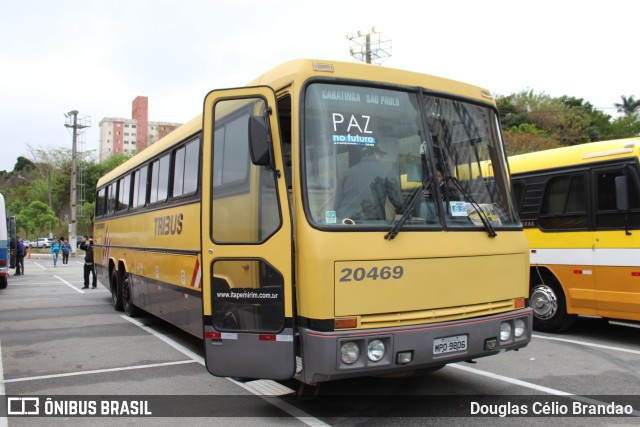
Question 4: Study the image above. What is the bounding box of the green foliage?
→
[14,157,35,172]
[614,95,640,117]
[0,148,131,239]
[497,91,639,155]
[15,201,57,237]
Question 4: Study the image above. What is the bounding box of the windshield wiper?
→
[448,177,497,238]
[384,176,434,241]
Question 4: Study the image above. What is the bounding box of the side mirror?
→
[248,115,271,167]
[615,176,629,211]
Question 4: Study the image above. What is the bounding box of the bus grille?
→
[359,299,516,329]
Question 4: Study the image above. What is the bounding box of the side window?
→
[183,138,200,194]
[116,175,131,212]
[213,110,250,191]
[107,184,117,214]
[133,165,148,207]
[539,174,587,230]
[211,98,280,243]
[172,137,200,198]
[172,146,186,197]
[511,180,524,214]
[150,154,170,204]
[96,187,107,217]
[595,167,640,229]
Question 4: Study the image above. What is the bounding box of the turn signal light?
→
[334,318,357,329]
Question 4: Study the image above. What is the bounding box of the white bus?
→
[0,193,8,289]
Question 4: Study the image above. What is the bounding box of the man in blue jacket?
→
[15,236,25,275]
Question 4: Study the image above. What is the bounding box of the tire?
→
[110,269,124,312]
[0,277,7,289]
[529,274,577,333]
[122,273,140,317]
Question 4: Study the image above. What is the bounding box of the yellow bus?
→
[510,137,640,332]
[94,59,531,385]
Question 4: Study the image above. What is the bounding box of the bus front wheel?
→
[530,277,576,333]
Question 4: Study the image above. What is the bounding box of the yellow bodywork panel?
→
[334,254,526,317]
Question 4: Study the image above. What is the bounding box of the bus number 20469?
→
[339,266,404,282]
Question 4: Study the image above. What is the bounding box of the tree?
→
[614,95,640,117]
[15,201,57,238]
[14,156,35,173]
[497,90,639,155]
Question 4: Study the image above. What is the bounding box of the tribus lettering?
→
[154,213,183,236]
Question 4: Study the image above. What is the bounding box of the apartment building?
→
[98,96,181,161]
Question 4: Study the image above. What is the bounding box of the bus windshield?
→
[303,82,519,230]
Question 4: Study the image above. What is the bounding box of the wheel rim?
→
[530,284,558,320]
[110,272,118,305]
[122,277,131,310]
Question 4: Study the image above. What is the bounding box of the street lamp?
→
[347,27,392,64]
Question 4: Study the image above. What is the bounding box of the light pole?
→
[65,111,90,254]
[346,27,392,65]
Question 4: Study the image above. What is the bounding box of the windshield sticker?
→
[449,201,468,217]
[331,113,376,146]
[332,134,377,146]
[325,211,337,224]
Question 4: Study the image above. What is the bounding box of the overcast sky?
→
[1,0,636,172]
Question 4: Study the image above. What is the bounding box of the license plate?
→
[433,335,468,354]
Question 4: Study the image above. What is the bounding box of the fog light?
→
[340,341,360,364]
[514,319,526,338]
[485,338,497,351]
[367,339,385,362]
[396,351,413,364]
[500,322,512,341]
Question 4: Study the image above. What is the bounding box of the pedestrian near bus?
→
[14,236,25,275]
[79,236,97,289]
[50,238,61,268]
[61,238,72,266]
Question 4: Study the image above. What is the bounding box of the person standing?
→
[14,236,25,276]
[50,238,61,268]
[335,145,405,222]
[79,236,97,289]
[61,238,72,266]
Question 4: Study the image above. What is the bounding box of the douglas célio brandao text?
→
[470,400,634,417]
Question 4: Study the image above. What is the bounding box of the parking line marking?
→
[54,275,86,294]
[449,363,571,395]
[450,363,640,417]
[122,316,329,426]
[533,334,640,355]
[122,316,204,363]
[1,360,197,384]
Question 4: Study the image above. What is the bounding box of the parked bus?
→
[0,193,8,289]
[94,59,531,385]
[510,137,640,332]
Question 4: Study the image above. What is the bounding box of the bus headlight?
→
[514,319,526,338]
[340,341,360,364]
[367,339,385,362]
[499,322,512,341]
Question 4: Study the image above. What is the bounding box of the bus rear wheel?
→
[122,273,140,317]
[110,269,124,312]
[530,277,576,333]
[0,276,7,289]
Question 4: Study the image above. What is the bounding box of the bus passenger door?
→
[592,167,640,318]
[201,86,295,380]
